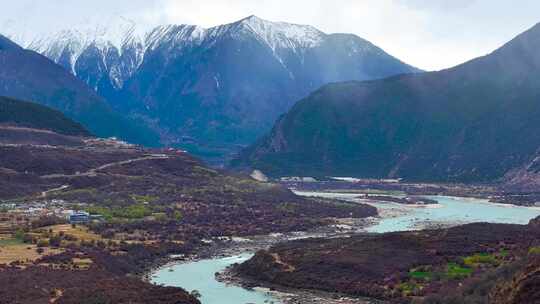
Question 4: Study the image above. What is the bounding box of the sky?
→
[1,0,540,71]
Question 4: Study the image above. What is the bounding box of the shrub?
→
[49,236,62,247]
[529,247,540,255]
[463,253,498,267]
[173,210,183,221]
[37,239,49,247]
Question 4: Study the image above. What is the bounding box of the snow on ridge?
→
[5,15,377,89]
[5,15,377,61]
[28,29,87,74]
[232,15,325,51]
[28,17,144,55]
[144,24,206,52]
[13,15,330,65]
[143,15,326,52]
[19,16,148,88]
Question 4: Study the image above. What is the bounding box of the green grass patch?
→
[0,238,24,247]
[499,249,509,258]
[86,203,153,220]
[445,262,473,279]
[409,270,434,281]
[86,206,114,220]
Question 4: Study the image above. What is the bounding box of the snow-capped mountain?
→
[17,15,326,89]
[4,15,421,164]
[7,16,146,91]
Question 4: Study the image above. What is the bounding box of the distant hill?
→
[0,34,159,146]
[7,15,420,163]
[234,22,540,182]
[0,96,90,136]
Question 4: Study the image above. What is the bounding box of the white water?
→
[151,192,540,303]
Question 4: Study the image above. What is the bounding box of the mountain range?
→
[4,15,420,163]
[234,22,540,183]
[0,34,159,146]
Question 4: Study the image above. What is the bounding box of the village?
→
[0,195,110,268]
[0,199,103,226]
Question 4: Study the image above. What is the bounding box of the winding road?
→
[40,154,170,179]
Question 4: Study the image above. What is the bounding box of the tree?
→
[49,236,62,247]
[173,210,183,221]
[13,229,24,240]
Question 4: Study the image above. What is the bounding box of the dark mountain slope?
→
[0,35,159,146]
[0,96,90,136]
[0,34,22,50]
[235,22,540,182]
[119,17,420,162]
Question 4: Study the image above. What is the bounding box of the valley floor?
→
[229,188,540,304]
[0,126,377,304]
[148,190,540,304]
[3,126,540,304]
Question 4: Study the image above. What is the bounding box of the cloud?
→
[395,0,477,11]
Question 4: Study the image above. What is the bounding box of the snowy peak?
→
[18,16,148,89]
[2,15,409,93]
[145,24,206,51]
[28,29,85,65]
[27,18,143,56]
[228,15,325,50]
[143,15,326,52]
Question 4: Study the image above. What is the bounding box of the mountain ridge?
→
[9,15,419,90]
[233,21,540,182]
[3,16,420,163]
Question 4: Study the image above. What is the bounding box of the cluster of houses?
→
[0,199,102,224]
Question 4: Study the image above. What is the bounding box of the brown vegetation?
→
[235,216,540,302]
[0,127,378,303]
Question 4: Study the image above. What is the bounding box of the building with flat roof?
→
[69,211,90,224]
